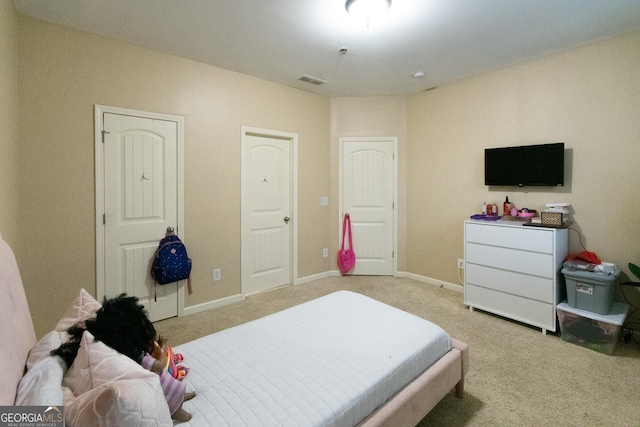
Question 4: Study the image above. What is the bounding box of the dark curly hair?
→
[51,294,156,367]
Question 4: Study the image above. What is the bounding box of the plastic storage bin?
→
[562,267,620,314]
[556,301,628,355]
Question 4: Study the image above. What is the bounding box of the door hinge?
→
[103,213,106,224]
[392,251,395,258]
[101,130,110,143]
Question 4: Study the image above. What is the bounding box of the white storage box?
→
[556,301,628,355]
[562,267,620,314]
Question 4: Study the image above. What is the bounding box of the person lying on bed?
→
[51,294,195,422]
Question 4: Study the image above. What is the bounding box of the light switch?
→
[320,196,328,206]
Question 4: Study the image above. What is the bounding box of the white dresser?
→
[464,220,568,334]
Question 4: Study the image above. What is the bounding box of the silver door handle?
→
[284,216,290,224]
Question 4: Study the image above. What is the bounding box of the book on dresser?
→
[463,220,568,335]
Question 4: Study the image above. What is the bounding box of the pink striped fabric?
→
[142,354,186,414]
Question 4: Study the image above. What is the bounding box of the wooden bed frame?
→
[0,233,469,425]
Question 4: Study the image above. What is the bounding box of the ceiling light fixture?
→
[345,0,392,23]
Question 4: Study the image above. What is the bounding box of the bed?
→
[0,232,469,426]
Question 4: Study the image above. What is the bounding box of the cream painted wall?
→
[330,96,408,272]
[407,32,640,301]
[17,17,331,337]
[0,1,19,248]
[10,10,640,337]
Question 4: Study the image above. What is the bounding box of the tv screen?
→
[484,143,564,187]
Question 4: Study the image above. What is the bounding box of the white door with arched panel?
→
[340,137,397,276]
[241,127,297,295]
[96,106,184,322]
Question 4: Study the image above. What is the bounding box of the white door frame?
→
[95,104,185,315]
[241,126,298,295]
[339,136,398,276]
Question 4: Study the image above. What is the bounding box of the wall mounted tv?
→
[484,142,564,187]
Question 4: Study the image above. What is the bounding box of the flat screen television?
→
[484,142,564,187]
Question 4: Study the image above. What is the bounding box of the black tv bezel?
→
[484,142,564,187]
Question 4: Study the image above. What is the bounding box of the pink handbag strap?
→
[341,213,353,250]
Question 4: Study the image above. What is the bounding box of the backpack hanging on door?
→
[151,227,192,294]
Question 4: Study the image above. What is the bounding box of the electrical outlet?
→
[213,268,221,281]
[323,248,329,258]
[458,258,464,269]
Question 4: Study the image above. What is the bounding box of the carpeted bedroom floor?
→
[154,276,640,427]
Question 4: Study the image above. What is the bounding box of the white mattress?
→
[175,291,451,427]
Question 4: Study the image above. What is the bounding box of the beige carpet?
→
[154,276,640,426]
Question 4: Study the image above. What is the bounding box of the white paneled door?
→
[242,128,296,295]
[97,107,184,322]
[340,138,396,275]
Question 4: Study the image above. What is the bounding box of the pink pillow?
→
[62,331,171,426]
[63,331,155,395]
[54,289,101,335]
[63,379,172,427]
[26,330,62,370]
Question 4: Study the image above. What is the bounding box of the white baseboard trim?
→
[297,270,464,293]
[182,293,244,317]
[180,271,461,318]
[396,271,463,293]
[181,272,340,317]
[295,270,341,285]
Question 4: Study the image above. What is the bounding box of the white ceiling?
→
[12,0,640,97]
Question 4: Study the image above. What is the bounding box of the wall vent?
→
[299,74,328,86]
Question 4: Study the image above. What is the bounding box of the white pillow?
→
[15,355,65,406]
[54,289,101,336]
[26,330,62,370]
[62,331,171,426]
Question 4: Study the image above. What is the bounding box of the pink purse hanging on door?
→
[337,213,356,275]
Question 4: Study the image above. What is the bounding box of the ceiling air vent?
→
[299,74,328,86]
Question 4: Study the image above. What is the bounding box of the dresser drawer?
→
[464,284,555,331]
[465,222,553,253]
[463,220,567,334]
[466,242,554,278]
[465,263,554,303]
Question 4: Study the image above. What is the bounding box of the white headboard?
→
[0,233,36,405]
